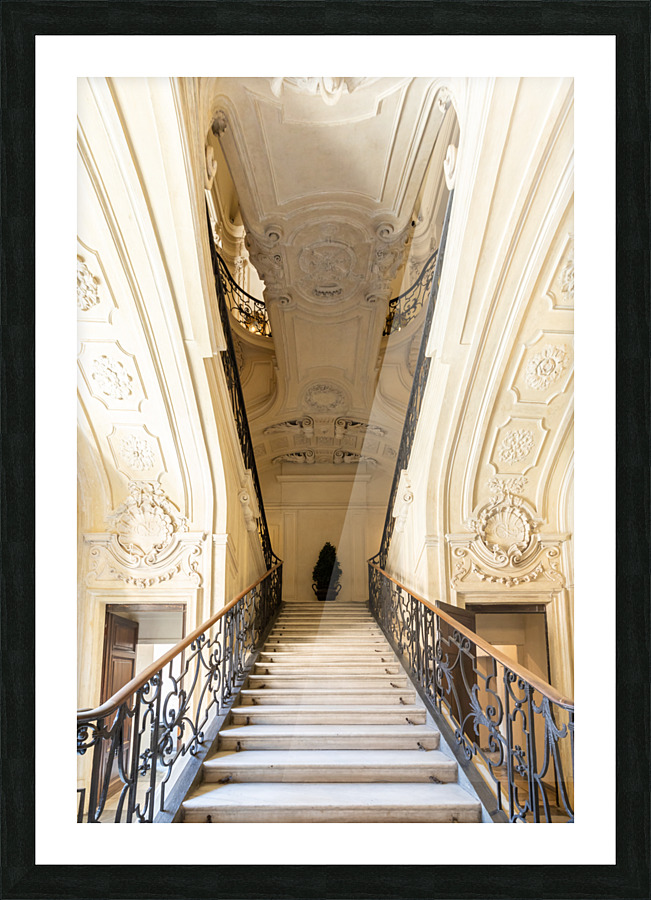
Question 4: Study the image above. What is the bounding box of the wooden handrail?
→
[77,563,282,724]
[369,562,574,709]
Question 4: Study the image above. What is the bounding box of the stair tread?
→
[241,688,412,695]
[184,781,480,809]
[233,702,421,710]
[247,674,407,680]
[204,749,455,769]
[220,723,438,736]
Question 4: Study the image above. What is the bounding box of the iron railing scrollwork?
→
[377,191,454,569]
[383,249,438,337]
[368,563,574,823]
[77,563,282,823]
[207,213,278,569]
[212,247,271,338]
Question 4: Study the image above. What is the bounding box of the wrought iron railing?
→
[207,213,278,569]
[383,249,438,336]
[368,563,574,823]
[212,247,271,338]
[77,563,282,823]
[377,191,454,569]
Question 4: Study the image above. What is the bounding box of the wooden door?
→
[100,612,139,794]
[436,601,476,741]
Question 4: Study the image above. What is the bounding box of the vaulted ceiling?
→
[201,77,456,502]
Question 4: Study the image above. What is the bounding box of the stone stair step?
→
[259,650,395,658]
[276,612,377,625]
[182,782,481,823]
[239,688,415,705]
[269,627,383,634]
[273,620,375,626]
[202,749,458,783]
[229,704,427,725]
[218,723,440,751]
[254,662,403,674]
[246,674,409,688]
[263,641,389,649]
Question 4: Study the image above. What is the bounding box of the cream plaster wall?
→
[385,77,574,699]
[77,78,269,715]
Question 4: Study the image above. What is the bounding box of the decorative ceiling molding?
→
[107,425,166,482]
[77,241,117,323]
[510,333,573,406]
[333,449,377,467]
[303,382,348,413]
[489,416,548,476]
[268,78,377,107]
[272,449,315,465]
[78,341,147,412]
[77,256,100,311]
[263,416,314,437]
[334,418,386,438]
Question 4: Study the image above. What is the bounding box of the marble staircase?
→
[181,601,482,823]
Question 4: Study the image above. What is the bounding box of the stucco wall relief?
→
[545,233,574,310]
[86,482,203,590]
[490,417,547,475]
[77,256,100,311]
[447,477,564,591]
[78,341,146,412]
[107,425,166,482]
[77,243,116,323]
[510,334,573,406]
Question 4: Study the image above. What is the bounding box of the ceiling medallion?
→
[298,241,356,301]
[304,383,347,413]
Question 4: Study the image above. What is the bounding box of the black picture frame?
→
[1,2,648,898]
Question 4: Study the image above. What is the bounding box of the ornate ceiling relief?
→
[447,477,565,590]
[77,256,100,311]
[525,345,570,391]
[546,233,574,310]
[298,239,356,300]
[92,356,133,400]
[263,416,314,437]
[86,482,203,590]
[304,382,347,413]
[371,221,413,288]
[497,428,535,465]
[333,449,377,467]
[490,418,547,475]
[560,254,574,305]
[107,426,165,481]
[78,341,145,412]
[510,335,573,405]
[268,77,374,106]
[244,229,286,297]
[272,450,315,465]
[119,434,154,472]
[334,418,386,438]
[288,221,367,305]
[76,244,116,323]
